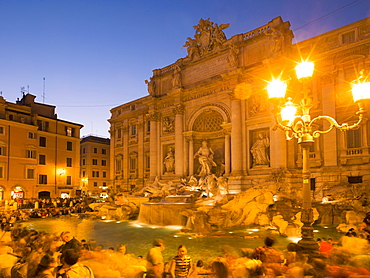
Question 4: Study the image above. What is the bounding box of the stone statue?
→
[163,116,174,133]
[251,132,270,166]
[164,147,175,173]
[183,37,199,60]
[194,141,217,176]
[172,64,181,88]
[145,77,155,95]
[227,44,239,67]
[267,27,284,54]
[183,18,230,58]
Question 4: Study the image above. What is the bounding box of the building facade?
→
[80,135,110,197]
[109,17,370,197]
[0,93,83,200]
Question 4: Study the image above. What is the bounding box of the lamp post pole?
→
[267,61,369,252]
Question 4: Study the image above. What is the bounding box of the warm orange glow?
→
[281,98,297,122]
[267,79,287,99]
[295,61,314,79]
[58,168,66,176]
[352,81,370,102]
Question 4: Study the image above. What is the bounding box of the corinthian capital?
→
[173,104,185,115]
[146,112,162,122]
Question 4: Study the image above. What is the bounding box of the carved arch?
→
[187,103,230,131]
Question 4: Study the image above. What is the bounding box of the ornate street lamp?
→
[267,61,370,252]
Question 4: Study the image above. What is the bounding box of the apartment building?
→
[80,135,110,197]
[0,93,83,199]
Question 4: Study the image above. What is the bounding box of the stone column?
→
[137,118,144,184]
[188,136,194,176]
[221,123,232,175]
[230,95,243,175]
[147,112,161,179]
[109,126,115,190]
[224,133,231,175]
[321,74,338,167]
[122,124,129,189]
[173,104,185,176]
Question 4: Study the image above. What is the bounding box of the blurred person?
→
[106,247,115,257]
[252,236,285,276]
[56,248,94,278]
[209,258,230,278]
[146,238,165,278]
[34,253,58,278]
[345,228,357,237]
[169,245,192,278]
[317,237,332,258]
[232,248,263,278]
[189,260,207,278]
[81,239,91,251]
[59,231,81,253]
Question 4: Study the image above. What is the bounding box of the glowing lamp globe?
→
[267,79,287,99]
[295,61,314,79]
[352,81,370,102]
[281,99,297,122]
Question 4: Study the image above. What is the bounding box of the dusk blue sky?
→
[1,0,369,137]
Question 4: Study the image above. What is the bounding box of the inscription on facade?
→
[183,56,228,85]
[183,86,229,102]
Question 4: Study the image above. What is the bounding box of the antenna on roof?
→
[42,77,46,103]
[21,86,26,97]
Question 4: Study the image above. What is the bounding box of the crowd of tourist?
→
[0,198,94,232]
[0,200,368,277]
[0,223,366,277]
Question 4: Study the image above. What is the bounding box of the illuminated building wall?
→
[109,17,370,197]
[80,135,110,196]
[0,93,83,199]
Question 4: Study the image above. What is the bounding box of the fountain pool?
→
[22,218,342,264]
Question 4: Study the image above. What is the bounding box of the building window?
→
[82,159,86,165]
[342,30,355,44]
[145,155,150,170]
[39,154,46,165]
[82,171,85,177]
[131,125,137,136]
[92,159,98,165]
[102,182,107,187]
[67,141,73,151]
[102,171,107,178]
[27,168,34,179]
[39,174,47,184]
[102,160,107,166]
[28,132,36,139]
[37,120,49,131]
[27,150,36,159]
[0,167,4,178]
[117,128,122,139]
[39,136,46,147]
[94,147,98,153]
[115,156,122,172]
[147,121,151,133]
[0,146,6,156]
[102,148,107,155]
[92,171,99,178]
[66,176,72,185]
[66,158,72,167]
[66,127,74,137]
[347,129,361,149]
[0,126,4,135]
[94,182,98,187]
[82,148,86,154]
[129,157,137,171]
